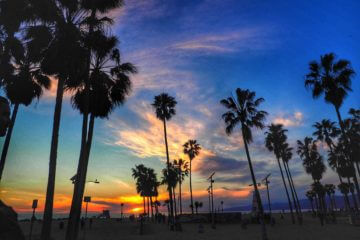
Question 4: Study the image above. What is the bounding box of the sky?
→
[0,0,359,218]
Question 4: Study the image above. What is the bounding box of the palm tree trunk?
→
[327,194,334,212]
[348,178,359,211]
[179,177,182,214]
[309,199,314,214]
[242,129,268,240]
[356,162,360,180]
[143,197,146,215]
[147,197,150,219]
[282,160,298,223]
[162,119,174,222]
[173,187,177,217]
[189,157,194,215]
[150,196,154,219]
[338,174,350,211]
[286,162,302,214]
[0,103,19,181]
[66,114,94,240]
[277,157,295,224]
[332,194,337,211]
[41,77,65,240]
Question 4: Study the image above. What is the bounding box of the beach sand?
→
[20,213,360,240]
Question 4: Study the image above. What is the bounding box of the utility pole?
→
[262,174,271,217]
[208,172,215,229]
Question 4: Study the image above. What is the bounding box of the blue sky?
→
[1,0,359,215]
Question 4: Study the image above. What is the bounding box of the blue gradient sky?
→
[1,0,359,215]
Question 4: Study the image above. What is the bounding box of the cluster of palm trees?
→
[298,53,360,224]
[219,53,358,239]
[0,1,137,240]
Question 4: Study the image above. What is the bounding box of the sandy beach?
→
[19,213,360,240]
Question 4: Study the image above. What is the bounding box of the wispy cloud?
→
[272,111,304,127]
[172,28,277,54]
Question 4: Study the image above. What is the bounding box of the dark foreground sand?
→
[20,213,360,240]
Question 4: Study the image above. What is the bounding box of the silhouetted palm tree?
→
[183,139,201,215]
[0,32,50,180]
[297,137,326,225]
[306,190,316,214]
[305,53,360,203]
[265,124,296,224]
[132,164,148,215]
[338,183,351,210]
[324,184,336,212]
[68,31,136,236]
[173,158,189,214]
[152,93,177,222]
[220,88,268,240]
[194,201,203,214]
[161,162,178,218]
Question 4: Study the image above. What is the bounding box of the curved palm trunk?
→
[242,129,268,240]
[189,158,194,214]
[276,157,295,224]
[66,114,94,240]
[163,119,174,223]
[286,162,302,214]
[282,160,298,223]
[41,77,65,240]
[0,103,19,181]
[348,178,359,211]
[179,175,183,214]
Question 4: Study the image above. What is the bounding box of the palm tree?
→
[305,53,360,202]
[220,88,268,240]
[152,93,177,222]
[221,201,224,212]
[183,140,201,215]
[265,124,296,224]
[297,137,326,225]
[161,162,178,219]
[173,158,189,214]
[338,183,351,210]
[281,143,302,218]
[324,184,336,212]
[306,190,316,214]
[0,32,50,180]
[194,201,203,214]
[132,165,148,215]
[67,30,136,238]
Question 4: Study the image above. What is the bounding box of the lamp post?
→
[262,174,271,217]
[29,199,38,240]
[208,172,215,229]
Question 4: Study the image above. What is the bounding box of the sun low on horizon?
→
[0,0,359,221]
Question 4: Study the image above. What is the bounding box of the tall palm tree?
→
[265,124,296,224]
[338,183,351,210]
[132,164,148,215]
[0,30,50,180]
[305,53,360,201]
[281,144,302,218]
[194,201,203,214]
[173,158,189,214]
[324,184,336,212]
[161,162,179,218]
[27,2,89,238]
[297,137,326,225]
[152,93,177,223]
[67,31,136,239]
[306,190,316,214]
[220,88,268,240]
[183,139,201,215]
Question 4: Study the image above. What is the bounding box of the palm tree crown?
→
[312,119,340,148]
[152,93,177,121]
[305,53,355,109]
[183,140,201,160]
[220,88,267,143]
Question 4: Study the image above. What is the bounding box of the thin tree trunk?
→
[282,160,298,223]
[147,197,150,219]
[352,170,360,204]
[0,103,19,181]
[173,187,177,217]
[41,77,64,240]
[286,162,302,214]
[348,178,359,211]
[277,157,295,224]
[189,156,194,215]
[242,129,268,240]
[338,174,350,211]
[143,197,146,215]
[150,196,154,219]
[163,119,174,224]
[179,176,182,214]
[309,199,314,214]
[66,114,94,240]
[332,194,337,211]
